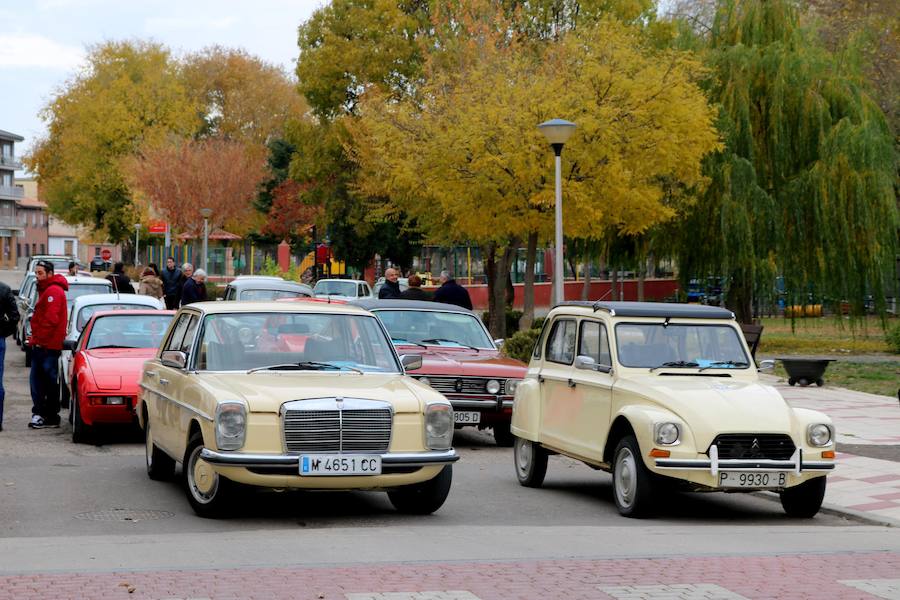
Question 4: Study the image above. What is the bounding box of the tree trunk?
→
[581,254,591,300]
[611,265,618,302]
[486,242,517,339]
[726,268,754,324]
[520,232,537,330]
[637,261,645,302]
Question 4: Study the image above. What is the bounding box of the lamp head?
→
[538,119,576,145]
[199,208,213,219]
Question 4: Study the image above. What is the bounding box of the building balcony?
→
[0,185,24,200]
[0,215,27,229]
[0,156,22,169]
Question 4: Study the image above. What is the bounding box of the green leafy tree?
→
[26,41,198,241]
[673,0,898,323]
[348,5,720,336]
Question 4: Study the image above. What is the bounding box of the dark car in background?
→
[89,255,112,272]
[351,299,527,446]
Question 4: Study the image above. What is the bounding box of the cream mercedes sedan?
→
[512,301,835,518]
[137,301,458,518]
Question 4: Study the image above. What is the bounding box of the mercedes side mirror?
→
[400,354,423,371]
[757,359,776,372]
[161,350,187,369]
[62,339,77,351]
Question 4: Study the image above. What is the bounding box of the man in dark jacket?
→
[28,260,68,429]
[160,257,183,309]
[433,270,473,310]
[181,268,208,305]
[0,280,19,431]
[378,268,403,299]
[400,275,431,301]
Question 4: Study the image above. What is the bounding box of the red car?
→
[351,299,527,446]
[64,310,176,443]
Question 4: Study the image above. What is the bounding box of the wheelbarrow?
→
[777,357,836,387]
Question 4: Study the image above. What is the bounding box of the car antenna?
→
[663,317,670,328]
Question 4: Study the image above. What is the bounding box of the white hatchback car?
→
[512,301,835,518]
[59,293,165,407]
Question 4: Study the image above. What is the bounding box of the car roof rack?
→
[557,300,735,320]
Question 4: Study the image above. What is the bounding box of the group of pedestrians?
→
[0,256,213,431]
[377,268,473,310]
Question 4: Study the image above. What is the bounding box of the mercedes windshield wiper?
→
[649,361,700,372]
[391,337,428,349]
[698,360,750,372]
[248,361,362,374]
[420,338,480,352]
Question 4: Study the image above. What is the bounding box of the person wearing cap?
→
[28,260,68,429]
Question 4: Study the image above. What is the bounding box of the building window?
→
[25,245,30,257]
[16,243,20,258]
[64,240,72,255]
[40,243,46,254]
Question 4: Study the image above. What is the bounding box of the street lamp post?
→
[538,119,576,307]
[199,208,212,275]
[133,223,141,267]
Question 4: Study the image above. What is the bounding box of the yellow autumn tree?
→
[347,4,720,336]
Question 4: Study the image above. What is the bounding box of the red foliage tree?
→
[262,179,322,242]
[126,137,267,235]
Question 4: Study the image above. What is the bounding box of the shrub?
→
[502,327,542,363]
[887,322,900,354]
[532,316,545,331]
[482,309,524,334]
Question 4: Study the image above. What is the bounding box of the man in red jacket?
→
[28,260,68,429]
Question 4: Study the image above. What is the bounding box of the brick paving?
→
[0,552,899,600]
[772,378,900,525]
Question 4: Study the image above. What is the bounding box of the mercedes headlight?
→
[215,401,247,450]
[654,422,681,445]
[485,379,501,395]
[425,403,453,450]
[506,379,522,396]
[807,423,833,447]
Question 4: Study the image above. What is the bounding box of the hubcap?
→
[189,446,218,503]
[615,447,637,509]
[145,425,153,468]
[515,439,532,476]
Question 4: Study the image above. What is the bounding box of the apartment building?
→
[0,130,25,268]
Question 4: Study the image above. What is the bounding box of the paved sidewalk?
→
[0,552,898,599]
[769,376,900,525]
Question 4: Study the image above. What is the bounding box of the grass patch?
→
[773,361,899,397]
[758,316,894,355]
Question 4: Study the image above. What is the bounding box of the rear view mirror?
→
[758,359,776,372]
[62,339,77,351]
[400,354,423,371]
[574,355,596,370]
[161,350,187,369]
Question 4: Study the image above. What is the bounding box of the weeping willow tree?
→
[675,0,898,323]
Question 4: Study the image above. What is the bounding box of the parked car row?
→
[19,263,834,522]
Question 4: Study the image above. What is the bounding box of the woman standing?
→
[138,267,164,299]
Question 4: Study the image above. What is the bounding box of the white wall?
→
[48,237,78,256]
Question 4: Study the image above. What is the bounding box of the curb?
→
[755,491,899,527]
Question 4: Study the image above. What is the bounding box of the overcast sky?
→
[1,0,323,169]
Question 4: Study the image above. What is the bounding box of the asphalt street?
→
[1,330,899,575]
